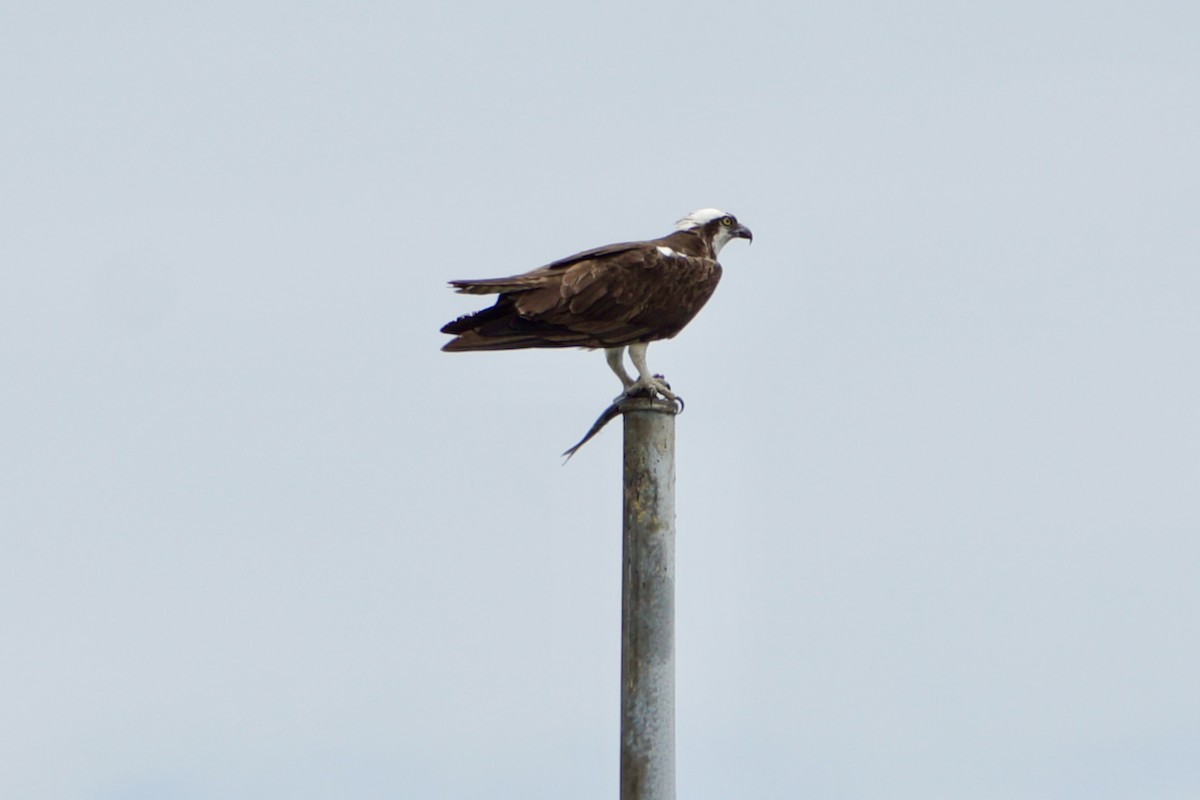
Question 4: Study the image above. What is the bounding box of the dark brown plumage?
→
[440,209,751,402]
[442,214,747,350]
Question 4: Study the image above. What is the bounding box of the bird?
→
[440,208,752,403]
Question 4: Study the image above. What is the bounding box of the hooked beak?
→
[736,224,753,244]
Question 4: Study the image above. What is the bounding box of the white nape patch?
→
[656,246,677,257]
[675,208,728,231]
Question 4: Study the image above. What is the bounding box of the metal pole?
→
[619,396,677,800]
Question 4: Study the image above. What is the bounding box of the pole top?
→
[617,396,680,416]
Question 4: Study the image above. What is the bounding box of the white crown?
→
[674,208,728,231]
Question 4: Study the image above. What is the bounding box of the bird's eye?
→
[721,216,734,226]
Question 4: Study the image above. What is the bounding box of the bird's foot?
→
[616,375,683,410]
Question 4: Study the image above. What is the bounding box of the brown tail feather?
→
[441,300,591,350]
[449,275,545,295]
[442,332,584,351]
[440,302,511,335]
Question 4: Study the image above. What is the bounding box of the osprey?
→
[440,208,752,402]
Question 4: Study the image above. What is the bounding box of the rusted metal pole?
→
[619,396,677,800]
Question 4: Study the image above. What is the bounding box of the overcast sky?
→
[3,2,1198,798]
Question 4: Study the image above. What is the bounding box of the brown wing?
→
[446,241,645,295]
[441,243,721,351]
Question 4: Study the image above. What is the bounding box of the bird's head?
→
[675,208,753,255]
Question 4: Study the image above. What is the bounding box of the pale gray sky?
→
[2,2,1198,798]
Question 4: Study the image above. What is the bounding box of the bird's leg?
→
[605,347,635,389]
[623,342,677,402]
